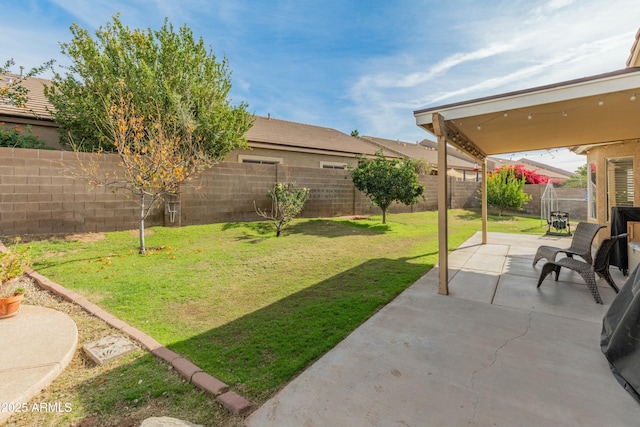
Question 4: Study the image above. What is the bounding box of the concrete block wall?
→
[523,184,587,221]
[0,147,164,235]
[1,148,486,235]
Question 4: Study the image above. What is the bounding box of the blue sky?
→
[2,0,639,172]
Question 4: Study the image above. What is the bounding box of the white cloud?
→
[346,0,640,170]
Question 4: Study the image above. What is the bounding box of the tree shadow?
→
[284,218,389,237]
[167,256,434,400]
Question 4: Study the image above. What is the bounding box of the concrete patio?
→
[246,231,640,426]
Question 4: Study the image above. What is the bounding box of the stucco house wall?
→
[226,146,361,169]
[584,139,640,240]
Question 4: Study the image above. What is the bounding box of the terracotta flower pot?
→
[0,293,24,319]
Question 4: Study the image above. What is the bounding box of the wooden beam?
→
[433,113,449,295]
[481,159,487,244]
[443,121,487,162]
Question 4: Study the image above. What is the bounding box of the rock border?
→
[26,269,253,415]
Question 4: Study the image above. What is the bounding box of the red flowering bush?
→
[489,164,548,184]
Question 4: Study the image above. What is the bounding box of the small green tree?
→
[349,150,425,224]
[484,165,532,216]
[255,182,310,237]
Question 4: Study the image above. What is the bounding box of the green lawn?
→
[26,209,544,401]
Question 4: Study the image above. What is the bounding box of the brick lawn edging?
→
[0,244,254,416]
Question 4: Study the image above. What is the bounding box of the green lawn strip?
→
[25,209,544,401]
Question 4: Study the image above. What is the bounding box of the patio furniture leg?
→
[580,272,603,304]
[537,263,561,288]
[597,269,620,293]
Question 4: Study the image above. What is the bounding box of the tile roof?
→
[417,138,481,163]
[627,27,640,67]
[361,135,478,171]
[0,73,52,120]
[247,115,399,157]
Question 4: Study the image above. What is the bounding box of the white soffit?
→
[415,68,640,126]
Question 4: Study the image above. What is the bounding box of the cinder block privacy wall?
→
[0,147,584,236]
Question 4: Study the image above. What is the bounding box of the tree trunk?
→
[382,209,387,224]
[139,193,146,254]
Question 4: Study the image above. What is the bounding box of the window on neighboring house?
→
[238,155,282,165]
[320,162,347,170]
[588,162,597,219]
[606,157,634,221]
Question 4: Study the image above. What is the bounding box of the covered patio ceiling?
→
[415,67,640,159]
[413,67,640,295]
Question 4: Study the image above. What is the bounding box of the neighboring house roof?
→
[0,73,52,120]
[247,115,399,158]
[487,157,575,181]
[360,135,477,172]
[418,138,482,163]
[627,28,640,67]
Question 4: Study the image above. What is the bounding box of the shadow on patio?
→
[246,231,640,427]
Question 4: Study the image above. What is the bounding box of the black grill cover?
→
[601,263,640,403]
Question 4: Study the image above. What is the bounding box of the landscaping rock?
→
[139,416,203,427]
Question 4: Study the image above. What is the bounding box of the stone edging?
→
[0,240,253,416]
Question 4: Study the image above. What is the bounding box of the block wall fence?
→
[0,147,584,236]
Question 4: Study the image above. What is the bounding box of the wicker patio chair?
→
[532,222,605,267]
[536,233,627,304]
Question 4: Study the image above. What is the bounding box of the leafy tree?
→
[45,14,253,154]
[255,182,310,237]
[74,86,219,254]
[350,129,360,138]
[484,165,532,216]
[48,15,253,253]
[349,150,425,224]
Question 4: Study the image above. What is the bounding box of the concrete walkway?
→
[246,232,640,426]
[0,305,77,425]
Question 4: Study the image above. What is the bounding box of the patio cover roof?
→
[413,67,640,295]
[414,67,640,159]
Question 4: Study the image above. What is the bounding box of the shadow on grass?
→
[220,221,275,244]
[167,256,434,401]
[285,218,389,237]
[222,221,273,235]
[33,255,110,272]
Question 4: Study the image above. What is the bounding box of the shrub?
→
[0,124,49,149]
[484,166,532,216]
[255,182,310,236]
[0,237,31,296]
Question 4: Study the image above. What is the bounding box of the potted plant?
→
[0,237,31,319]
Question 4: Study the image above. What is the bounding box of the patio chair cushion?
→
[536,233,627,304]
[533,222,605,267]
